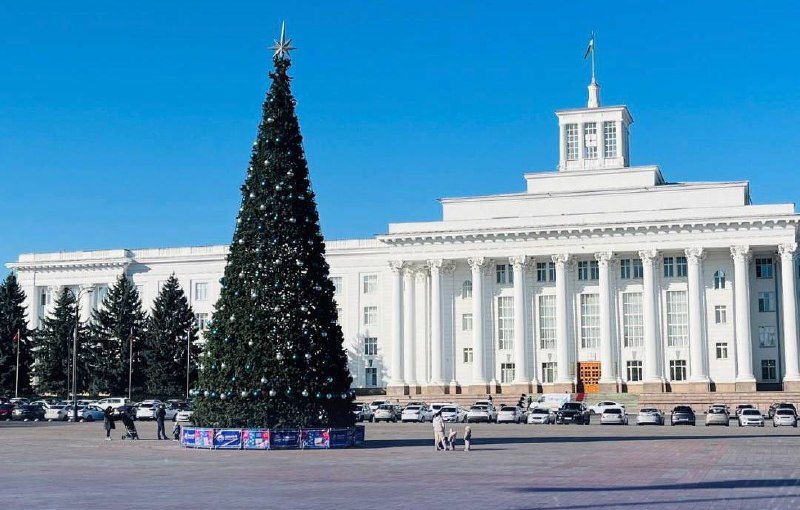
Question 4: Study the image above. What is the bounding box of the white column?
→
[510,256,529,384]
[416,267,430,384]
[79,284,95,323]
[731,245,756,382]
[427,260,444,385]
[402,266,417,386]
[639,250,660,382]
[596,252,615,384]
[389,261,405,386]
[779,243,800,382]
[468,257,488,385]
[553,254,571,383]
[685,248,708,382]
[46,285,63,319]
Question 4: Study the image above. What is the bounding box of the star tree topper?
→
[272,22,295,60]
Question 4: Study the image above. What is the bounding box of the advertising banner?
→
[214,428,243,449]
[181,427,196,447]
[195,428,214,448]
[329,428,350,448]
[352,425,366,446]
[242,429,270,450]
[301,428,330,449]
[270,429,301,449]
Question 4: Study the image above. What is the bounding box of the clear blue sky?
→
[2,2,799,275]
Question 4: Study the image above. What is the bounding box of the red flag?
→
[12,330,19,343]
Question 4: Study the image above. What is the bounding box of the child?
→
[463,425,472,451]
[447,428,457,451]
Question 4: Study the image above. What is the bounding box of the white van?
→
[95,397,131,410]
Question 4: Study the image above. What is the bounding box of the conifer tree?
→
[87,274,146,396]
[32,288,86,396]
[192,30,354,429]
[0,274,31,395]
[141,275,199,398]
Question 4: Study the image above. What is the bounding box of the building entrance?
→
[577,362,601,394]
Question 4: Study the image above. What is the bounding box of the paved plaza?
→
[2,419,800,509]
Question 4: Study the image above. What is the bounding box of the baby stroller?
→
[120,412,139,440]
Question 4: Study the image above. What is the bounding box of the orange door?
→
[578,362,601,393]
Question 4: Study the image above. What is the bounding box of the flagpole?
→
[590,32,596,83]
[14,330,20,398]
[186,328,191,400]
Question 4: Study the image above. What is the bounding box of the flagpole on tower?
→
[590,31,596,84]
[584,32,600,108]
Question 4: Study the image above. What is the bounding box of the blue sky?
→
[2,2,799,275]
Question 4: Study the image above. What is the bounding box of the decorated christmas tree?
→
[192,26,354,429]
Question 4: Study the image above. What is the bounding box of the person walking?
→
[156,403,168,440]
[432,411,446,451]
[463,425,472,451]
[446,428,457,451]
[103,406,115,441]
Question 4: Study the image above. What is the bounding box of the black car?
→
[555,402,590,425]
[0,403,14,420]
[11,404,45,421]
[670,406,696,426]
[768,402,797,419]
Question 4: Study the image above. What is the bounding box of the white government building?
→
[9,79,800,398]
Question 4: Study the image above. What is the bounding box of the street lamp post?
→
[68,287,93,423]
[186,329,191,400]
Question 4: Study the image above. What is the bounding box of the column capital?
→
[638,249,659,264]
[467,256,490,271]
[551,253,571,265]
[414,267,429,281]
[730,245,752,263]
[388,260,405,273]
[79,283,96,293]
[778,242,798,260]
[427,259,443,272]
[594,251,614,265]
[684,247,705,264]
[509,255,529,270]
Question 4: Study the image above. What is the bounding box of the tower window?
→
[584,122,598,159]
[603,121,617,158]
[565,124,579,160]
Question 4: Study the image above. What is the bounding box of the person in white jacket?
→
[432,411,446,451]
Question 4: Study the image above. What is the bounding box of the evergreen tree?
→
[0,274,31,396]
[141,275,199,399]
[192,32,354,429]
[32,288,85,396]
[87,274,146,397]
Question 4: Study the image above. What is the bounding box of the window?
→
[496,264,513,285]
[590,261,599,280]
[666,291,689,347]
[335,307,342,326]
[663,257,674,277]
[669,360,687,381]
[676,256,688,277]
[541,362,557,383]
[363,306,377,326]
[713,270,726,289]
[626,361,642,382]
[603,121,617,158]
[620,259,631,279]
[365,367,378,387]
[536,262,556,282]
[194,282,208,301]
[761,359,777,381]
[500,363,515,384]
[714,305,727,324]
[580,294,600,348]
[539,295,557,349]
[364,337,377,356]
[194,313,210,331]
[759,326,777,348]
[758,292,775,312]
[362,274,377,294]
[330,276,343,294]
[497,297,514,350]
[577,260,598,281]
[632,259,644,279]
[715,342,728,359]
[461,313,473,331]
[755,257,773,279]
[622,293,644,347]
[583,122,598,159]
[565,123,579,160]
[39,289,49,308]
[463,348,473,363]
[461,281,472,299]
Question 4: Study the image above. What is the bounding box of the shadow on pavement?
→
[514,478,800,493]
[515,492,800,510]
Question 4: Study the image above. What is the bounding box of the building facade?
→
[8,82,800,396]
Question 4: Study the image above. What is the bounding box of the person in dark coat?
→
[103,406,115,440]
[156,404,167,440]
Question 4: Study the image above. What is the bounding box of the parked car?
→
[401,404,432,423]
[768,403,797,420]
[670,406,696,426]
[772,408,797,427]
[429,402,452,414]
[466,405,493,423]
[44,405,69,421]
[600,407,628,425]
[373,404,398,423]
[555,402,590,425]
[738,408,764,427]
[352,402,374,422]
[735,404,755,417]
[9,398,30,406]
[135,400,163,420]
[472,401,498,422]
[636,408,665,426]
[705,407,730,426]
[527,407,554,424]
[95,397,132,411]
[588,401,625,415]
[175,408,194,423]
[497,406,524,424]
[0,403,14,420]
[440,405,467,423]
[11,404,45,421]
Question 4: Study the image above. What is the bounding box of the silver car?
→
[636,408,665,426]
[705,408,730,426]
[773,408,797,427]
[738,408,764,427]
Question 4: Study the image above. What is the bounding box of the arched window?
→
[714,270,726,290]
[462,280,473,299]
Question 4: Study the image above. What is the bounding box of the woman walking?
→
[103,406,115,440]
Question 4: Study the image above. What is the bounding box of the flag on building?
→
[583,33,595,59]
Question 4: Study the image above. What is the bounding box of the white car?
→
[527,408,553,424]
[95,397,132,411]
[589,401,625,415]
[440,406,467,423]
[175,409,194,422]
[64,405,105,422]
[373,404,398,423]
[738,408,765,427]
[135,400,163,420]
[472,401,498,422]
[352,402,374,422]
[497,406,524,424]
[369,400,390,413]
[600,407,628,425]
[401,404,432,423]
[429,402,453,414]
[466,405,493,423]
[636,408,665,426]
[773,408,797,427]
[44,405,69,421]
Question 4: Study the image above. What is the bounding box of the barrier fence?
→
[180,425,365,450]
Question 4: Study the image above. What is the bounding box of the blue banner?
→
[329,428,350,448]
[181,427,196,447]
[270,429,301,449]
[352,425,365,446]
[301,429,330,449]
[214,428,242,449]
[242,429,270,450]
[195,428,214,448]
